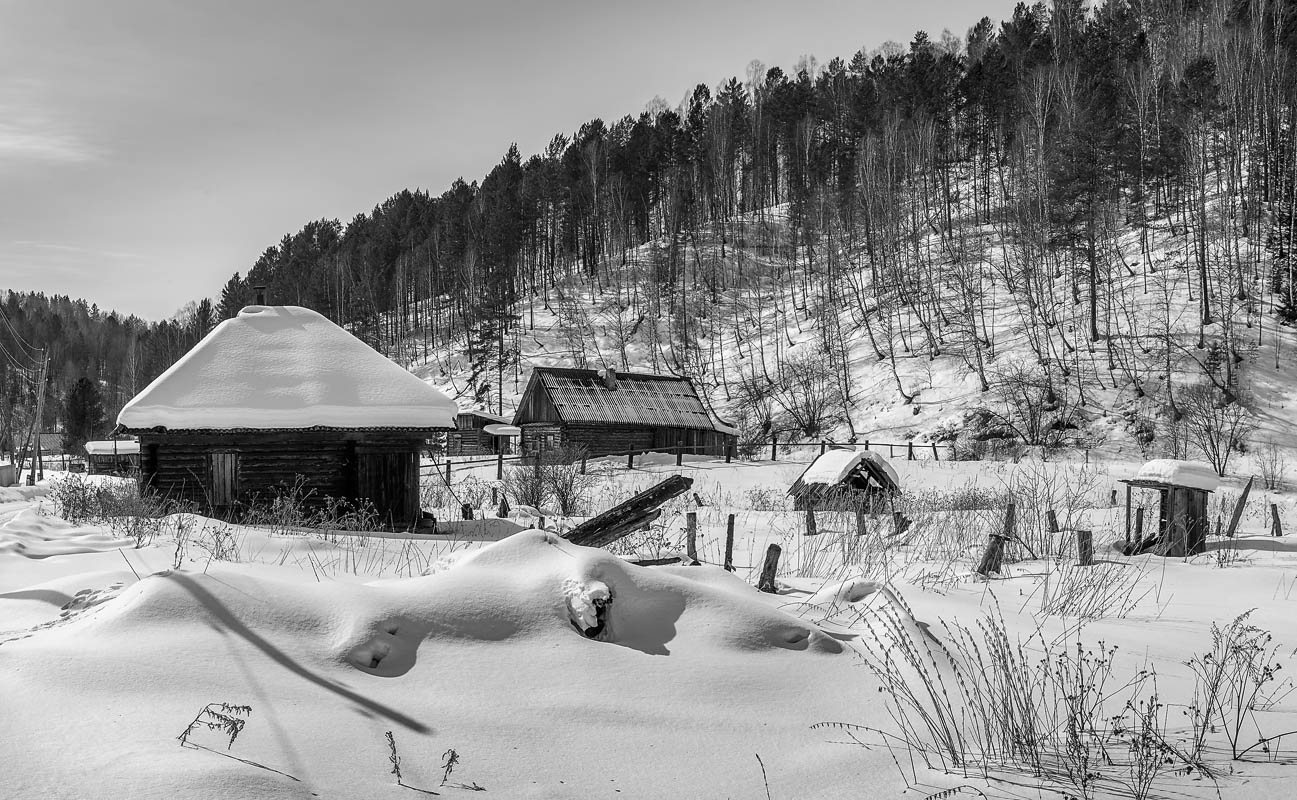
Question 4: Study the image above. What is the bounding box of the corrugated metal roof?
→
[533,367,720,430]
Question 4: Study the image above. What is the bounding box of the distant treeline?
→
[15,0,1297,444]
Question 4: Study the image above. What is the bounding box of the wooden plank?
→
[757,544,781,593]
[563,475,693,549]
[1223,476,1253,539]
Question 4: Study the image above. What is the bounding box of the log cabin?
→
[511,366,737,459]
[446,410,511,456]
[115,305,456,527]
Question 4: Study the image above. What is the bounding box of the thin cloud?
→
[11,240,139,259]
[0,80,101,165]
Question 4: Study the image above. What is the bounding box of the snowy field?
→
[5,454,1297,799]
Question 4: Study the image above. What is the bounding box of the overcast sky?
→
[1,0,1023,321]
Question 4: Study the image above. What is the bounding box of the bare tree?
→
[1176,383,1254,476]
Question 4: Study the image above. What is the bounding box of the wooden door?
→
[357,449,418,526]
[209,452,239,513]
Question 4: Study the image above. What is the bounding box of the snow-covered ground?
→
[6,457,1297,799]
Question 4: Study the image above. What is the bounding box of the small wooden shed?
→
[511,366,737,458]
[84,440,140,474]
[789,448,900,511]
[446,410,511,456]
[115,305,456,527]
[1119,459,1219,557]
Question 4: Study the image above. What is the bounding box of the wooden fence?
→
[425,438,954,481]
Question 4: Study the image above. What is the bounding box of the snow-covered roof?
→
[117,305,457,431]
[1126,459,1220,492]
[793,448,899,492]
[85,441,140,455]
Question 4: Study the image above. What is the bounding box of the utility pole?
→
[18,352,48,485]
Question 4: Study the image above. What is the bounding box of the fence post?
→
[686,512,698,563]
[855,506,867,537]
[907,442,914,461]
[1077,530,1094,566]
[820,440,827,456]
[862,439,869,451]
[1272,503,1283,537]
[724,514,735,571]
[627,452,634,470]
[804,507,819,536]
[771,435,778,462]
[445,459,452,485]
[1134,507,1144,546]
[676,447,683,467]
[496,452,504,481]
[581,455,588,475]
[725,443,733,464]
[758,544,781,593]
[461,503,473,521]
[932,442,939,461]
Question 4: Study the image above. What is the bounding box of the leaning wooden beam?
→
[563,475,694,549]
[1222,476,1253,540]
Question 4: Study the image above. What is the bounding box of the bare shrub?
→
[770,348,843,438]
[502,459,548,509]
[1176,383,1255,476]
[984,361,1082,449]
[828,592,1174,798]
[1256,438,1287,491]
[241,476,379,535]
[45,474,186,547]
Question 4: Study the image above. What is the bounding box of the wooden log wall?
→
[137,430,425,525]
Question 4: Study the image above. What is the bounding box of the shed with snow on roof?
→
[1119,459,1219,557]
[788,447,900,511]
[84,439,140,475]
[446,409,512,456]
[115,305,456,527]
[511,366,736,459]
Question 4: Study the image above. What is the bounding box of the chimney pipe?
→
[253,286,267,305]
[602,366,618,390]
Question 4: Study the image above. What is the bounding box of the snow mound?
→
[67,530,841,666]
[802,577,882,606]
[117,305,457,431]
[1132,459,1220,491]
[0,508,133,557]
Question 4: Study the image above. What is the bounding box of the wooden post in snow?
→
[445,459,452,485]
[627,452,634,470]
[676,446,683,467]
[770,436,778,462]
[804,507,819,536]
[580,455,588,474]
[932,443,939,461]
[855,506,867,537]
[1110,488,1118,507]
[461,503,473,521]
[1272,503,1283,537]
[724,514,735,572]
[1124,484,1132,542]
[496,452,504,481]
[1223,476,1253,539]
[686,512,698,563]
[907,442,914,461]
[975,503,1016,578]
[1134,507,1144,544]
[1046,509,1059,534]
[725,443,733,464]
[1076,530,1094,566]
[757,544,781,593]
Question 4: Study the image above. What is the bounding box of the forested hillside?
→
[0,292,216,454]
[10,0,1297,463]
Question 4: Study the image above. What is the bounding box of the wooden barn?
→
[1119,459,1219,557]
[84,439,140,475]
[789,447,900,511]
[446,410,512,456]
[115,305,456,527]
[511,366,737,458]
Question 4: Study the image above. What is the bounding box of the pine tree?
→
[62,377,105,454]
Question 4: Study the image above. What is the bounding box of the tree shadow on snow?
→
[164,572,431,734]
